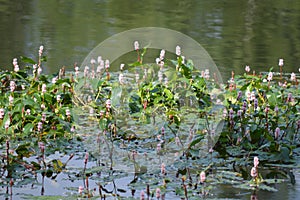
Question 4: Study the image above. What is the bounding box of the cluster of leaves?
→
[216,71,300,164]
[0,55,78,190]
[1,45,299,199]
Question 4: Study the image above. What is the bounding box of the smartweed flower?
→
[278,58,284,67]
[0,108,5,119]
[119,73,124,84]
[246,91,251,101]
[250,91,256,101]
[228,109,234,120]
[90,58,96,65]
[105,59,110,69]
[78,186,84,195]
[245,65,250,73]
[52,76,58,84]
[9,95,14,105]
[237,91,242,101]
[12,58,18,66]
[290,72,296,82]
[254,99,258,110]
[41,113,46,122]
[253,156,259,167]
[155,188,161,199]
[223,108,227,118]
[120,63,125,71]
[41,84,47,94]
[38,142,45,152]
[161,127,165,136]
[5,120,10,129]
[134,41,139,50]
[251,167,257,178]
[10,81,16,92]
[14,65,19,72]
[242,101,247,112]
[41,103,45,110]
[159,49,165,60]
[156,143,161,152]
[39,45,44,57]
[56,94,61,102]
[33,64,37,74]
[158,70,163,82]
[37,122,43,132]
[264,106,269,113]
[37,67,42,75]
[84,66,89,77]
[204,69,210,79]
[287,93,293,103]
[66,109,71,117]
[176,45,181,56]
[275,127,280,139]
[97,56,102,64]
[98,60,104,71]
[89,108,94,117]
[237,110,243,117]
[164,77,168,86]
[156,57,160,64]
[267,72,273,81]
[200,171,206,183]
[140,190,145,200]
[159,61,164,69]
[25,109,31,115]
[74,66,80,77]
[106,99,111,110]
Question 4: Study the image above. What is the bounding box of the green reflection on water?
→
[0,0,300,79]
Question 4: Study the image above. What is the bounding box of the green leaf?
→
[23,123,34,135]
[16,143,34,158]
[20,56,36,64]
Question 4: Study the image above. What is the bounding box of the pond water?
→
[1,0,300,79]
[0,0,300,199]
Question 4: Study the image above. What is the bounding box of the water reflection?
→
[0,0,299,79]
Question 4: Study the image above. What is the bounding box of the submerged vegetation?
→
[0,44,299,199]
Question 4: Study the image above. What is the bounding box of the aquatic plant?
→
[0,43,299,199]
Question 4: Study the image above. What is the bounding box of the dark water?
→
[0,0,300,199]
[1,0,300,79]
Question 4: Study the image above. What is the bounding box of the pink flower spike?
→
[134,41,139,50]
[251,167,257,178]
[78,186,84,194]
[156,188,161,199]
[253,156,259,167]
[278,58,284,67]
[200,171,206,183]
[140,190,145,200]
[176,45,181,56]
[245,65,250,73]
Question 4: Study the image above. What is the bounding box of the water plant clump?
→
[0,44,299,199]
